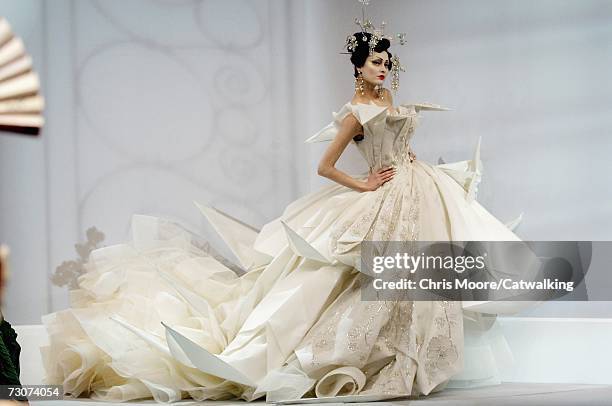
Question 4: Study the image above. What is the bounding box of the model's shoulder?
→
[339,104,361,128]
[349,94,368,106]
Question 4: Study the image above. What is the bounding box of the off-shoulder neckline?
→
[348,100,399,115]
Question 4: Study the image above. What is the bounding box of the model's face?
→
[359,51,390,86]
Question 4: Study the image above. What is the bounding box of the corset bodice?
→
[306,101,450,172]
[350,103,419,172]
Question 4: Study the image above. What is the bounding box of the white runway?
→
[27,383,612,405]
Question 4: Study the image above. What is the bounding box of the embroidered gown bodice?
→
[306,101,449,173]
[352,103,419,172]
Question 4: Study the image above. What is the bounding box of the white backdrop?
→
[1,0,611,324]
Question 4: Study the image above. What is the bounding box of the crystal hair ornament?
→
[343,0,407,93]
[345,0,407,55]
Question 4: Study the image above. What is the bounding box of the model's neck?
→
[360,81,384,101]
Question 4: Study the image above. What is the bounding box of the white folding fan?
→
[0,16,44,136]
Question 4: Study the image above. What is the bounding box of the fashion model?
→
[40,3,524,403]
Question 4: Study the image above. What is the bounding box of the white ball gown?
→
[41,101,525,403]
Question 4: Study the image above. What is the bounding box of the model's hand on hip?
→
[363,166,396,191]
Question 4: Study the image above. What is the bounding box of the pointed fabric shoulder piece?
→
[305,102,354,144]
[401,102,451,112]
[195,202,272,271]
[163,322,256,387]
[305,102,388,143]
[350,102,388,125]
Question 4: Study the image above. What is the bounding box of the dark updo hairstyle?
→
[348,32,393,77]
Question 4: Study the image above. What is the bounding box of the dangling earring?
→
[377,85,384,100]
[355,71,365,96]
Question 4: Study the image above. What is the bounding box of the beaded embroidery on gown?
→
[40,101,524,403]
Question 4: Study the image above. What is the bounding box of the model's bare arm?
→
[317,114,395,192]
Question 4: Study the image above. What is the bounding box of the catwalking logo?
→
[371,277,574,292]
[372,252,487,274]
